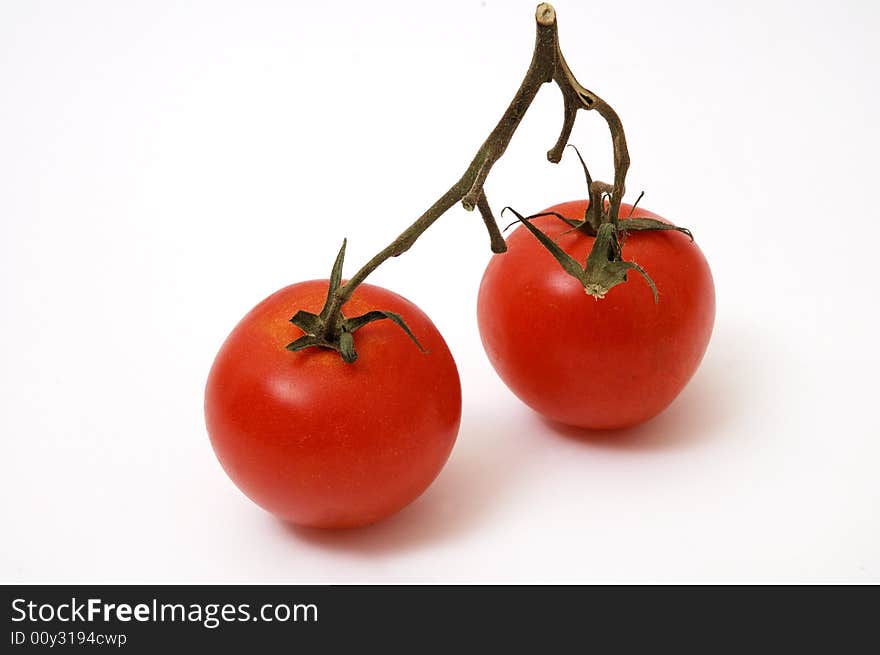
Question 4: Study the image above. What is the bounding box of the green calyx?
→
[502,142,694,303]
[506,207,658,302]
[285,240,426,363]
[505,201,693,303]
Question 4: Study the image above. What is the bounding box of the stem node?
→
[288,4,640,361]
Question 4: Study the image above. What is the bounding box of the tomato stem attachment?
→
[504,207,660,302]
[293,3,634,361]
[286,240,426,362]
[507,126,694,302]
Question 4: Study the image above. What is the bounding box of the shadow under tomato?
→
[275,323,768,550]
[541,324,756,451]
[276,407,538,555]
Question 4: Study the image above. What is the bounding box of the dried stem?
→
[551,49,630,225]
[476,191,507,254]
[320,3,630,339]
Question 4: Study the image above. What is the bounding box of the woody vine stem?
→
[288,3,682,362]
[325,2,627,317]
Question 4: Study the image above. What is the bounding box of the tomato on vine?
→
[478,198,714,429]
[204,3,715,529]
[205,243,461,529]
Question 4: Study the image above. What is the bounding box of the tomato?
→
[205,281,461,528]
[477,199,714,430]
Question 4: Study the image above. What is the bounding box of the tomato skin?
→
[205,281,461,529]
[477,200,715,430]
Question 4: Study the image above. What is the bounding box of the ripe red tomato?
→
[477,199,714,430]
[205,281,461,528]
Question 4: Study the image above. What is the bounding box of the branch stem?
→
[318,3,632,340]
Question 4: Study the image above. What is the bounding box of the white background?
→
[2,0,878,583]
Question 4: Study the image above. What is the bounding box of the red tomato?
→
[205,281,461,528]
[477,199,714,430]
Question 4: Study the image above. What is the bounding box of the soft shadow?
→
[543,324,760,451]
[274,409,534,554]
